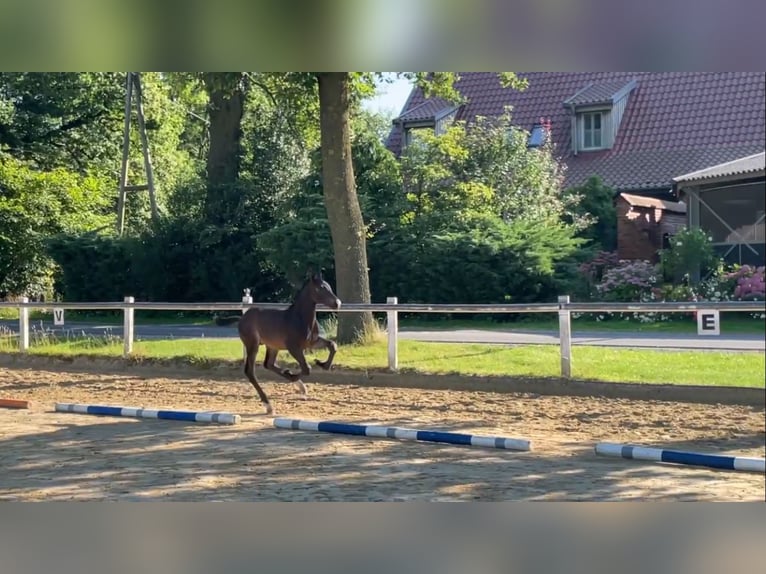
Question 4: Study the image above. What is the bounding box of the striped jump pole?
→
[55,403,240,425]
[274,418,531,451]
[595,442,765,474]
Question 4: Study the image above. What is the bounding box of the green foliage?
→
[256,109,401,287]
[400,113,588,231]
[47,218,289,304]
[46,234,134,301]
[254,104,586,308]
[0,72,124,170]
[256,161,336,287]
[369,215,582,307]
[364,111,586,306]
[0,154,112,296]
[406,72,528,103]
[565,176,618,251]
[659,227,720,284]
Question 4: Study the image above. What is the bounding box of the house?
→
[387,72,765,258]
[673,151,765,265]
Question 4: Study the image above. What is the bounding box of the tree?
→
[367,108,587,309]
[564,176,617,251]
[312,72,527,343]
[316,73,376,342]
[201,72,247,223]
[0,72,124,172]
[1,153,113,296]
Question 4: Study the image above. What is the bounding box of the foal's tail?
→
[214,314,242,326]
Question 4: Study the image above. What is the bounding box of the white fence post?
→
[18,296,29,352]
[387,296,398,372]
[242,288,252,359]
[123,296,134,357]
[558,295,572,379]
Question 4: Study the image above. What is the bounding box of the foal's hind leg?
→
[263,347,307,396]
[310,336,337,370]
[244,341,273,415]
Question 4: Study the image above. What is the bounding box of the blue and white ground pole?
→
[55,402,241,425]
[273,417,531,451]
[595,442,765,473]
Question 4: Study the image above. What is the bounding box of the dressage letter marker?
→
[55,402,240,425]
[696,310,720,335]
[274,418,531,451]
[53,307,65,326]
[595,442,765,473]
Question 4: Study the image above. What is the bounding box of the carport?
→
[673,152,765,265]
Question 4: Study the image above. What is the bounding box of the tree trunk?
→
[203,73,245,222]
[316,72,375,343]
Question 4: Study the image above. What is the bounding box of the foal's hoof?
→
[284,370,302,383]
[264,402,274,415]
[294,380,308,397]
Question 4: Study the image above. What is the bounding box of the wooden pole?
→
[116,72,133,236]
[131,73,159,223]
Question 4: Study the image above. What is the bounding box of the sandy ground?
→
[1,365,764,501]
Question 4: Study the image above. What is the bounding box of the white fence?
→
[3,295,765,379]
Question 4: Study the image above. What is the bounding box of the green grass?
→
[400,313,766,335]
[4,335,763,388]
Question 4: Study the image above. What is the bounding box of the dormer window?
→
[582,112,603,150]
[393,99,461,152]
[563,78,637,155]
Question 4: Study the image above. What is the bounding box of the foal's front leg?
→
[311,336,338,370]
[285,344,312,397]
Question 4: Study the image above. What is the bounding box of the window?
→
[527,124,546,148]
[582,112,603,149]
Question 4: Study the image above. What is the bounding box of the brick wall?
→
[616,198,686,262]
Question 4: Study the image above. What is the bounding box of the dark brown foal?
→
[235,272,341,414]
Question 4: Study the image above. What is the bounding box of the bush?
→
[1,155,112,297]
[578,250,620,297]
[368,216,582,316]
[659,227,720,284]
[564,176,617,251]
[47,219,289,304]
[595,259,658,302]
[723,265,766,301]
[46,234,135,302]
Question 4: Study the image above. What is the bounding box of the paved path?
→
[2,320,763,351]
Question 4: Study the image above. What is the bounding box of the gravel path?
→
[1,366,763,501]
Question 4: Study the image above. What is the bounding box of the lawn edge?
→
[2,352,762,408]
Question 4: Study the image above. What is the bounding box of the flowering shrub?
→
[578,250,620,285]
[659,227,719,284]
[573,254,765,325]
[596,260,658,302]
[722,265,766,301]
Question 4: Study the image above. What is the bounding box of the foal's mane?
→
[286,275,317,312]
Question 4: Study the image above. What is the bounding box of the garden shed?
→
[615,193,686,262]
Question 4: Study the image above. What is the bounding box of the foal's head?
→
[303,272,341,310]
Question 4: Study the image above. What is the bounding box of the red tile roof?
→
[387,72,766,193]
[396,98,456,122]
[563,79,636,107]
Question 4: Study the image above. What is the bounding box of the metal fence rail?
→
[2,295,764,378]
